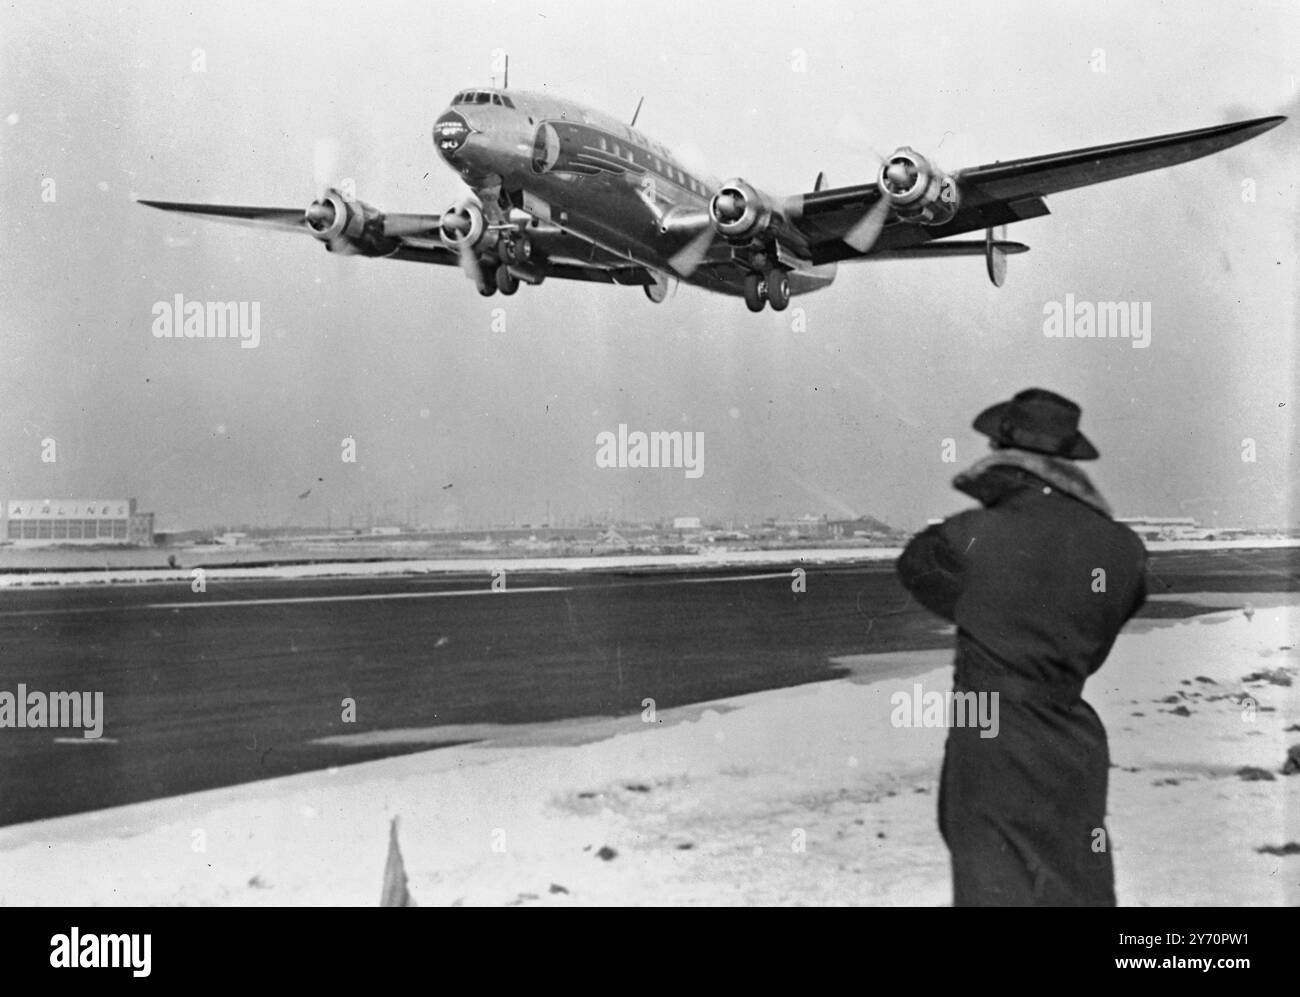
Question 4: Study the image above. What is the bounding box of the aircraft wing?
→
[789,115,1285,265]
[138,196,452,255]
[139,196,653,284]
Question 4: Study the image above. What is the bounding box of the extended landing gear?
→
[743,269,791,312]
[476,236,528,296]
[476,264,520,296]
[495,265,520,295]
[766,270,790,311]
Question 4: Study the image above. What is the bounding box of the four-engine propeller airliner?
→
[140,85,1284,312]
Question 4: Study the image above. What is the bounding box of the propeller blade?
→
[668,225,716,277]
[457,243,484,287]
[843,194,893,253]
[313,138,339,192]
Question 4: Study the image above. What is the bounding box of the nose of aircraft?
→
[433,98,529,180]
[433,108,475,163]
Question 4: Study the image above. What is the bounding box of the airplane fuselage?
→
[432,87,834,299]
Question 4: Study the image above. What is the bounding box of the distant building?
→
[1117,516,1206,541]
[771,514,830,538]
[597,527,630,549]
[672,517,703,531]
[4,498,154,546]
[829,515,898,538]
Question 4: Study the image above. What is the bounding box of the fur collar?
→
[952,447,1113,517]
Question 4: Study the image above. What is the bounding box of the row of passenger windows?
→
[452,90,515,108]
[594,136,707,194]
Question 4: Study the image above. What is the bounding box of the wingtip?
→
[1240,114,1287,133]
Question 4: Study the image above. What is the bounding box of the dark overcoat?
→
[896,450,1147,906]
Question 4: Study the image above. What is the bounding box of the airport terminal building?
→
[4,498,155,545]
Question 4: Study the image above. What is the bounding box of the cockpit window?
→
[453,90,513,108]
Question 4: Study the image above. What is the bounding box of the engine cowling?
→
[438,200,489,251]
[305,189,379,249]
[709,179,775,241]
[877,148,959,225]
[304,188,388,254]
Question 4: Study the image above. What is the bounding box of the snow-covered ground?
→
[0,596,1294,906]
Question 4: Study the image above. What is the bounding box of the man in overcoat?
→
[897,388,1147,906]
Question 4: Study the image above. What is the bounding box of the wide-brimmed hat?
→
[972,388,1099,460]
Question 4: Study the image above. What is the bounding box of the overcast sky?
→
[1,0,1295,531]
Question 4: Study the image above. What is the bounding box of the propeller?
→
[439,200,487,287]
[305,137,349,239]
[313,137,340,193]
[825,114,905,253]
[457,245,484,287]
[843,193,893,253]
[668,224,716,277]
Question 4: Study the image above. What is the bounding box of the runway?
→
[0,547,1295,827]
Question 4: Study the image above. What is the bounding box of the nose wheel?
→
[743,270,791,312]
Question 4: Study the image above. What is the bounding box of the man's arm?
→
[895,513,978,622]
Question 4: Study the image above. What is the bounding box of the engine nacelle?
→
[304,189,389,254]
[709,179,775,242]
[877,148,959,225]
[438,200,490,251]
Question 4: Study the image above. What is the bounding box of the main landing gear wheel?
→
[495,266,520,295]
[743,273,765,312]
[477,266,498,296]
[766,270,790,311]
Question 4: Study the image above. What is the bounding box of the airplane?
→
[139,80,1285,313]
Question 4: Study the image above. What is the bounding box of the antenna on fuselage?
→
[630,96,644,128]
[504,54,509,90]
